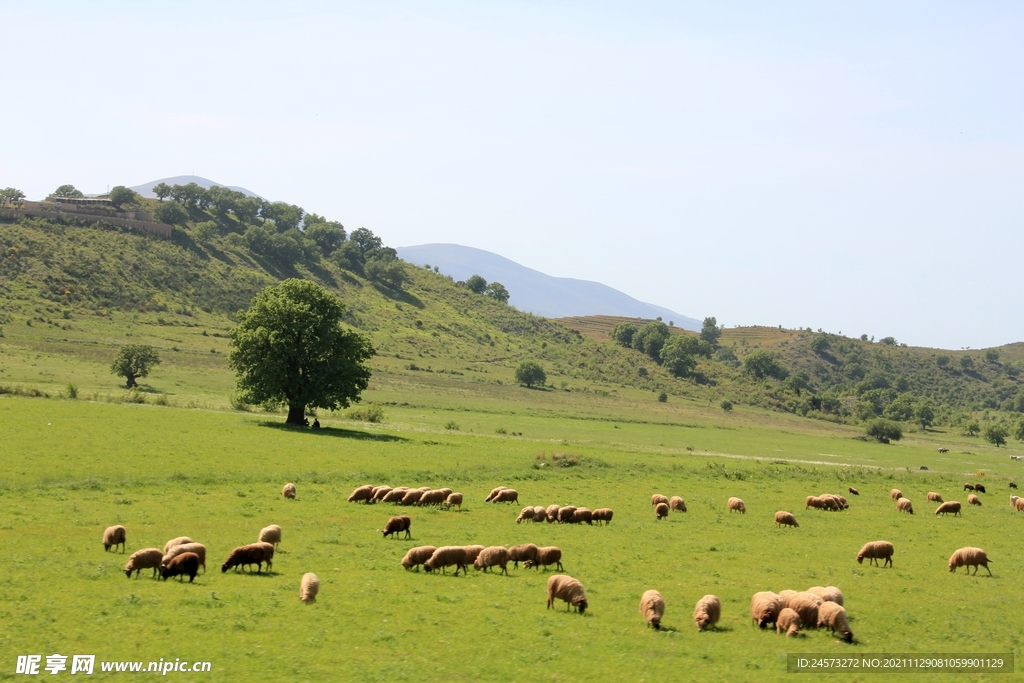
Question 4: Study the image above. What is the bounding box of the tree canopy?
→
[228,279,375,425]
[110,344,161,388]
[700,317,721,346]
[52,184,84,198]
[610,322,637,348]
[866,418,902,443]
[515,361,547,388]
[984,423,1008,447]
[660,335,713,377]
[108,186,139,208]
[1,187,25,207]
[742,349,787,380]
[631,321,670,361]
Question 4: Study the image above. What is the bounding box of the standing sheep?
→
[774,511,799,528]
[444,492,463,510]
[572,508,593,525]
[124,548,164,579]
[669,496,687,512]
[807,586,843,606]
[493,488,519,504]
[963,483,975,491]
[401,546,437,571]
[693,594,720,632]
[400,489,424,506]
[348,484,374,503]
[163,536,193,554]
[848,487,859,496]
[591,508,614,525]
[639,590,665,629]
[474,546,510,575]
[857,540,894,567]
[896,497,914,514]
[787,591,823,627]
[524,546,563,571]
[926,492,943,503]
[805,496,825,510]
[968,494,981,506]
[282,483,296,499]
[547,575,587,614]
[1014,497,1024,512]
[777,607,802,636]
[935,501,962,516]
[299,573,319,604]
[545,503,561,523]
[974,484,987,494]
[485,486,507,502]
[890,488,904,500]
[948,547,993,576]
[533,506,547,522]
[221,542,274,573]
[418,490,448,506]
[161,552,200,583]
[381,515,412,539]
[423,546,468,575]
[651,494,669,507]
[103,525,126,553]
[750,592,784,629]
[382,488,409,503]
[461,545,485,565]
[509,543,539,569]
[371,485,392,501]
[259,524,282,548]
[728,497,746,514]
[516,506,536,524]
[557,506,578,523]
[655,502,669,520]
[163,543,207,572]
[817,601,854,642]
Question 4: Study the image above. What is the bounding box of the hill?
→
[130,175,263,199]
[397,243,700,328]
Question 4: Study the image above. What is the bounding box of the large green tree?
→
[631,321,670,361]
[984,424,1008,447]
[660,335,713,377]
[152,182,171,201]
[700,316,721,346]
[52,184,84,198]
[742,349,787,380]
[108,186,139,208]
[0,187,25,207]
[464,274,488,294]
[229,279,375,425]
[610,322,638,348]
[110,344,161,388]
[515,361,547,388]
[484,282,510,303]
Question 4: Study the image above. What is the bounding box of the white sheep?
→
[124,548,164,579]
[817,601,853,642]
[857,540,894,568]
[103,525,126,553]
[693,594,720,631]
[474,546,510,575]
[299,573,320,604]
[282,483,297,499]
[547,574,587,613]
[639,590,665,629]
[774,511,799,528]
[948,547,993,576]
[776,607,801,636]
[163,536,193,554]
[728,497,746,514]
[750,591,783,629]
[401,546,437,571]
[259,524,282,548]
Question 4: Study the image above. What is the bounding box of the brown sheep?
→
[948,547,993,576]
[524,546,563,571]
[161,552,200,583]
[640,589,665,629]
[968,494,981,506]
[348,484,374,503]
[547,574,587,613]
[787,591,823,627]
[461,545,485,565]
[963,483,975,491]
[493,488,519,504]
[445,492,463,509]
[545,503,561,523]
[693,594,720,632]
[401,545,437,571]
[381,515,412,539]
[557,506,577,523]
[282,483,296,499]
[807,586,843,606]
[381,487,409,503]
[533,506,547,522]
[836,495,849,508]
[163,536,193,554]
[817,601,853,642]
[935,501,962,516]
[651,494,669,507]
[424,546,469,575]
[163,542,207,572]
[890,488,904,500]
[591,508,614,525]
[818,494,842,511]
[572,508,593,525]
[776,607,802,636]
[474,546,510,574]
[805,495,825,510]
[400,489,424,506]
[124,548,164,579]
[1015,497,1024,512]
[974,484,987,494]
[516,506,535,524]
[896,497,914,514]
[774,511,799,528]
[1010,482,1018,489]
[728,497,746,514]
[848,487,859,496]
[418,490,447,506]
[370,485,391,501]
[857,540,894,567]
[509,543,539,569]
[655,502,669,519]
[669,496,687,512]
[927,492,943,503]
[750,591,783,629]
[221,542,274,573]
[102,525,126,553]
[485,486,507,502]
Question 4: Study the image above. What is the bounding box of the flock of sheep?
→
[515,503,614,525]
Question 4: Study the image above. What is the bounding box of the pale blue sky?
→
[2,1,1021,349]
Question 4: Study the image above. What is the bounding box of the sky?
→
[2,1,1021,350]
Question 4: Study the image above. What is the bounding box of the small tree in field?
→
[866,418,902,443]
[720,400,733,412]
[515,361,546,388]
[111,344,161,388]
[984,424,1008,448]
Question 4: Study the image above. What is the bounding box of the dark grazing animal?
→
[381,515,412,539]
[161,552,200,582]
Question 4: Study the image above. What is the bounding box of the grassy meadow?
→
[1,394,1022,682]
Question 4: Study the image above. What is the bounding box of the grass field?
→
[2,394,1022,682]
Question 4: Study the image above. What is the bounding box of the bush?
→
[721,400,733,412]
[444,419,459,430]
[65,383,78,399]
[515,361,546,388]
[657,392,668,403]
[347,403,384,423]
[866,418,902,443]
[194,221,219,242]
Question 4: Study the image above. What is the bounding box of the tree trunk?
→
[287,403,307,425]
[125,375,137,388]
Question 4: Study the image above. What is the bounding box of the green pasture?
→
[1,396,1022,681]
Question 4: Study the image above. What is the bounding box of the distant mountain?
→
[130,176,263,200]
[396,243,701,330]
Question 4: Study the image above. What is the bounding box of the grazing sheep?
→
[418,490,447,506]
[533,506,547,522]
[299,572,319,604]
[161,552,200,583]
[591,508,614,525]
[807,586,843,606]
[259,524,282,548]
[1010,482,1018,489]
[348,484,374,503]
[423,546,468,575]
[509,543,539,569]
[896,497,914,514]
[163,536,193,554]
[524,546,563,571]
[938,447,949,452]
[935,501,962,516]
[639,589,666,629]
[890,488,903,500]
[370,485,389,500]
[124,548,164,579]
[572,508,593,525]
[968,494,981,506]
[493,488,519,504]
[750,592,784,629]
[728,497,746,514]
[927,492,943,503]
[461,545,485,565]
[474,546,510,575]
[948,547,993,576]
[779,589,798,606]
[1014,497,1024,512]
[836,495,849,509]
[857,540,894,567]
[437,488,452,498]
[400,489,424,506]
[382,487,409,503]
[221,542,274,573]
[545,503,561,523]
[516,506,536,524]
[805,495,825,510]
[788,591,823,627]
[655,502,669,519]
[774,511,799,528]
[547,574,587,614]
[669,496,687,512]
[485,486,507,502]
[963,483,975,491]
[693,594,720,632]
[848,487,859,495]
[103,525,126,553]
[974,484,987,494]
[777,607,802,636]
[163,543,207,572]
[651,494,669,507]
[817,602,853,642]
[381,515,412,539]
[445,492,463,509]
[282,483,296,499]
[557,506,577,523]
[416,486,432,494]
[819,494,843,511]
[401,545,437,571]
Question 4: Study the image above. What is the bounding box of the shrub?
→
[444,420,459,430]
[347,404,384,423]
[721,400,733,412]
[65,383,78,399]
[866,418,902,443]
[229,394,251,411]
[515,361,546,388]
[657,392,668,403]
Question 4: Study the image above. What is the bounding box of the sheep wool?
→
[423,546,468,575]
[437,488,453,498]
[259,524,282,547]
[400,489,424,506]
[161,552,200,583]
[805,495,825,510]
[493,488,519,504]
[103,525,126,553]
[591,508,614,525]
[927,492,943,503]
[857,540,894,567]
[557,506,578,523]
[948,547,993,576]
[547,574,587,614]
[524,546,563,571]
[890,488,903,500]
[163,536,193,554]
[282,483,297,499]
[651,494,669,507]
[1015,498,1024,512]
[693,594,720,632]
[382,488,408,503]
[669,496,687,512]
[779,590,798,606]
[347,484,374,503]
[774,511,799,528]
[533,506,547,522]
[124,548,164,579]
[461,545,486,565]
[509,543,539,569]
[655,502,669,520]
[817,601,854,642]
[750,592,784,629]
[788,591,823,627]
[445,492,463,509]
[474,546,510,575]
[418,490,447,506]
[516,506,535,524]
[401,546,437,570]
[935,501,962,516]
[485,486,507,502]
[896,497,914,514]
[299,573,320,604]
[807,586,843,606]
[728,497,746,514]
[776,607,802,637]
[545,503,561,523]
[373,486,393,502]
[639,590,666,629]
[221,543,275,573]
[381,516,412,539]
[968,494,981,506]
[572,508,593,525]
[163,543,207,572]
